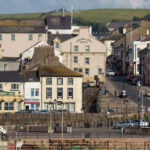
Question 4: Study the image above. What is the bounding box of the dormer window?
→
[85,46,90,51]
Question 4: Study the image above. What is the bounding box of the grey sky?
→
[0,0,149,14]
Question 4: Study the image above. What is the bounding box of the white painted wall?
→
[128,41,150,75]
[24,82,41,110]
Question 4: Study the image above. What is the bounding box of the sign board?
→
[0,90,15,96]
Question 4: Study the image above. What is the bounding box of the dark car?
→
[131,78,140,86]
[127,75,135,81]
[114,71,121,76]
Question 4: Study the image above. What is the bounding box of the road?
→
[6,127,150,139]
[107,76,150,107]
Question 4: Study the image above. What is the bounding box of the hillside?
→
[1,9,150,24]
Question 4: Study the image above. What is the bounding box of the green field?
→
[1,9,150,23]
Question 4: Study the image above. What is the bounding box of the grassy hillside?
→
[1,9,150,23]
[72,9,150,23]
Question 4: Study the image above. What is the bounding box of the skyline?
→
[0,0,150,14]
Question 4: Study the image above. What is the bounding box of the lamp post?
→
[49,101,53,144]
[54,100,64,149]
[137,81,141,128]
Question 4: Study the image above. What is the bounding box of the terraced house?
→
[39,66,83,113]
[0,71,24,113]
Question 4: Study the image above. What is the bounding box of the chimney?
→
[147,43,150,50]
[62,8,65,17]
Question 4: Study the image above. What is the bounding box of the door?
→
[25,105,29,110]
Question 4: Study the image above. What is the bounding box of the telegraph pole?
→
[138,81,141,128]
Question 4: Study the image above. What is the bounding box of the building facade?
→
[57,27,106,82]
[0,71,24,113]
[39,66,83,113]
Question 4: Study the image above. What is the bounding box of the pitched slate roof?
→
[0,26,47,33]
[106,21,140,29]
[23,71,40,82]
[0,57,20,62]
[48,33,77,45]
[46,15,71,29]
[0,71,23,82]
[39,66,83,77]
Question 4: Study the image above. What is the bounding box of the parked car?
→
[114,71,122,76]
[114,120,135,129]
[133,120,149,127]
[145,90,150,97]
[16,109,33,113]
[131,78,140,86]
[38,110,50,113]
[119,90,127,98]
[127,75,135,81]
[106,70,115,76]
[0,126,7,135]
[82,82,88,88]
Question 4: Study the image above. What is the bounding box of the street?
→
[107,76,150,107]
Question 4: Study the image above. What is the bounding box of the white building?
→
[23,71,41,110]
[128,41,150,75]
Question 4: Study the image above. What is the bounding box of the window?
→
[74,68,78,72]
[70,103,75,112]
[57,88,63,98]
[4,102,14,110]
[0,34,2,40]
[74,56,78,63]
[35,89,39,96]
[31,88,34,96]
[79,68,82,72]
[29,34,33,41]
[46,88,52,98]
[85,58,89,64]
[98,68,102,75]
[46,78,52,85]
[0,84,2,90]
[38,34,42,41]
[68,78,73,85]
[56,43,59,48]
[11,84,19,90]
[74,46,78,51]
[85,68,89,75]
[31,104,34,110]
[11,34,15,41]
[64,103,69,111]
[4,64,7,71]
[36,104,39,110]
[85,46,90,51]
[44,103,49,110]
[68,88,73,98]
[16,102,20,111]
[57,78,63,85]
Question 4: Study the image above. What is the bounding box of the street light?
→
[54,100,64,148]
[49,101,53,143]
[137,80,141,128]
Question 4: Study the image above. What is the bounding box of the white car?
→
[145,90,150,97]
[133,120,149,127]
[0,126,7,135]
[114,120,135,129]
[106,70,115,76]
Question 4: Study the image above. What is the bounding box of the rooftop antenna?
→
[71,4,73,25]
